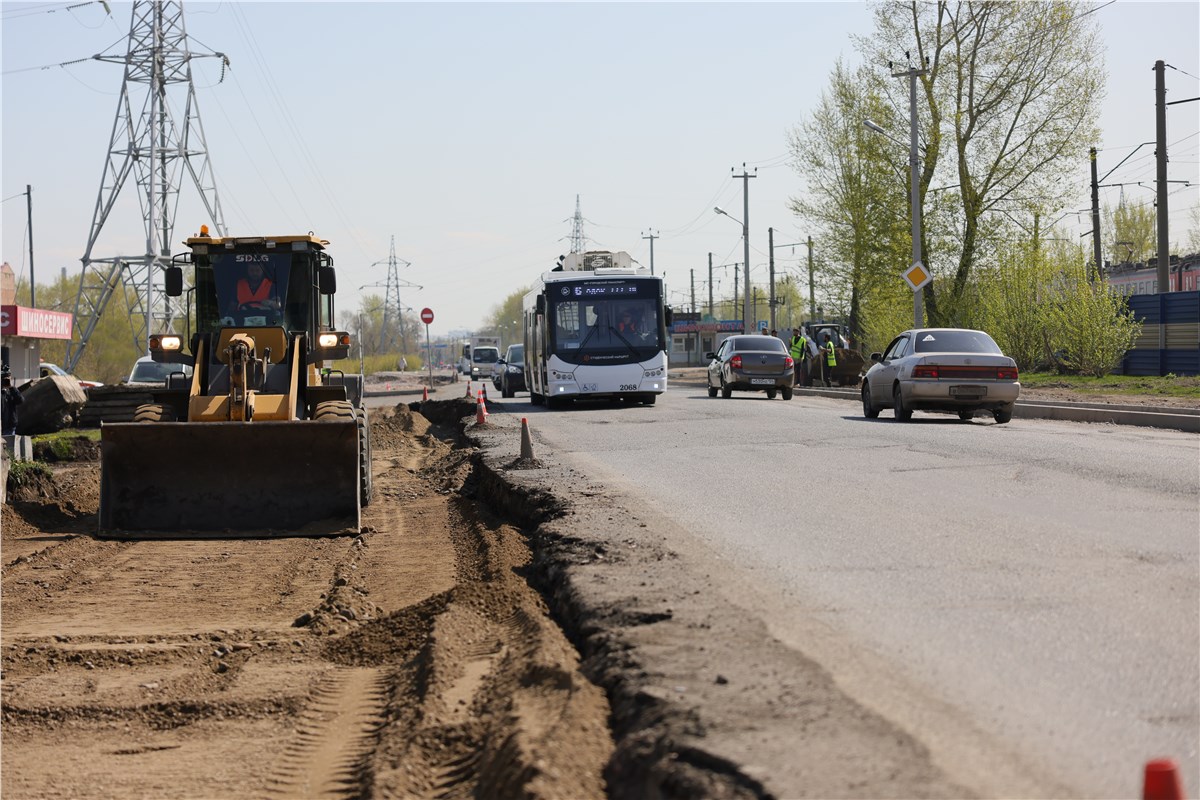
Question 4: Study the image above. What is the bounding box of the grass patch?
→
[1021,372,1200,401]
[6,459,53,487]
[31,429,101,462]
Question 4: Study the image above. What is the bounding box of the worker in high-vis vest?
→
[789,327,809,387]
[821,332,837,387]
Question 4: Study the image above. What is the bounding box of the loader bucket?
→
[98,420,361,538]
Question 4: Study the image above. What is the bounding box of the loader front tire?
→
[357,407,373,506]
[133,403,176,423]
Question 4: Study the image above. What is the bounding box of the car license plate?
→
[750,378,774,385]
[950,385,986,396]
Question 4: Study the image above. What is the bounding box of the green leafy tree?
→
[1046,274,1141,376]
[788,59,911,345]
[856,1,1104,323]
[1104,200,1155,266]
[482,288,530,348]
[24,271,141,384]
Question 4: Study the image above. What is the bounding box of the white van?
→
[469,346,500,381]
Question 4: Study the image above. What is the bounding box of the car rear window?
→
[914,330,1001,354]
[733,337,786,353]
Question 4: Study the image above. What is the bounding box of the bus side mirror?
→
[664,307,674,326]
[318,265,337,295]
[536,295,546,314]
[164,266,183,297]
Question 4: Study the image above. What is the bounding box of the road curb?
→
[668,375,1199,433]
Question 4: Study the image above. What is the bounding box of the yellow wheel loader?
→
[98,231,371,537]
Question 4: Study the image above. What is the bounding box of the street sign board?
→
[903,261,931,291]
[420,307,434,325]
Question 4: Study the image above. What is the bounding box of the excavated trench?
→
[2,399,767,800]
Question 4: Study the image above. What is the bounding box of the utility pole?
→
[768,227,776,332]
[1090,147,1102,281]
[690,268,697,365]
[25,185,35,306]
[891,59,928,328]
[708,252,713,318]
[807,236,815,321]
[732,164,757,333]
[1154,60,1170,294]
[641,229,659,276]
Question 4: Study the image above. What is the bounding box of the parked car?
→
[495,343,526,398]
[39,362,103,389]
[861,328,1020,423]
[706,335,795,400]
[124,356,193,388]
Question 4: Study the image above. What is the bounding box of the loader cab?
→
[171,233,340,347]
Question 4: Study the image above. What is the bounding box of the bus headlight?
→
[550,369,574,380]
[643,367,664,378]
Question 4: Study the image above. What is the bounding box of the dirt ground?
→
[2,405,612,800]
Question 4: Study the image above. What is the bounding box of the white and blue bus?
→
[523,251,672,408]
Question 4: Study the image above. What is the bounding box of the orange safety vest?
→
[237,278,273,306]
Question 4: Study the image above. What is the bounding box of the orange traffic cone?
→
[520,417,535,459]
[475,394,488,426]
[1144,759,1184,800]
[465,381,472,398]
[422,385,429,402]
[482,383,489,402]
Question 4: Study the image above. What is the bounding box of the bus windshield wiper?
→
[609,326,641,357]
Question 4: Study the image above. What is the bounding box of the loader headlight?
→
[150,334,182,351]
[318,333,339,348]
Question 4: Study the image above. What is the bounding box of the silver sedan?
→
[861,328,1020,423]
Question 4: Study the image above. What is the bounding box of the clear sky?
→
[3,1,1198,338]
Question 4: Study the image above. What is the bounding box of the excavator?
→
[98,229,371,537]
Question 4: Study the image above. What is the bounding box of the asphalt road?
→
[486,380,1199,797]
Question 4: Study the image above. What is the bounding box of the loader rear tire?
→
[133,403,176,423]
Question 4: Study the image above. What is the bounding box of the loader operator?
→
[235,262,278,310]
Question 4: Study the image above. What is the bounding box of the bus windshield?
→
[550,295,663,363]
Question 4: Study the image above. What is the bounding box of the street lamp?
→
[865,62,927,329]
[714,206,753,333]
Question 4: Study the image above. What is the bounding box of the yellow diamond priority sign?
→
[903,261,931,291]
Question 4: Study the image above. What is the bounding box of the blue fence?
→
[1119,292,1200,376]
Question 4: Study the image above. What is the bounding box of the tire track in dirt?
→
[266,667,390,799]
[3,402,614,800]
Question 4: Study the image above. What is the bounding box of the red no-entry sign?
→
[420,307,434,325]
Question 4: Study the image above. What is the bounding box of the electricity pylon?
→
[569,195,587,254]
[362,236,421,354]
[66,0,228,371]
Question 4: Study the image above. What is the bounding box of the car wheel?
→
[502,375,514,398]
[958,409,975,421]
[862,383,879,419]
[892,384,912,421]
[993,404,1014,424]
[721,379,732,399]
[766,388,777,400]
[707,383,718,398]
[781,386,793,400]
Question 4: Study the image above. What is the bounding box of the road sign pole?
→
[420,307,435,389]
